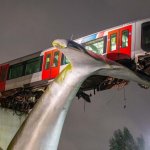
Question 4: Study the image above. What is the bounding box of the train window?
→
[141,22,150,51]
[45,54,51,70]
[110,33,117,51]
[9,63,24,80]
[61,54,70,65]
[84,36,107,54]
[25,57,42,75]
[52,51,59,67]
[122,30,129,48]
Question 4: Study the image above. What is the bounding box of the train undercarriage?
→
[0,76,129,115]
[136,53,150,76]
[0,87,46,115]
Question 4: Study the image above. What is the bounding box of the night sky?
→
[0,0,150,150]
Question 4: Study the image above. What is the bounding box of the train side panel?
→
[134,18,150,57]
[5,72,42,91]
[4,52,43,91]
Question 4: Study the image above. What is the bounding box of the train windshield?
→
[141,22,150,51]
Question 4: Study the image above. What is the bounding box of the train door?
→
[42,49,61,80]
[107,29,120,60]
[0,64,9,92]
[107,25,132,61]
[119,25,132,59]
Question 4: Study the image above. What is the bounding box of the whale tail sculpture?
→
[7,39,150,150]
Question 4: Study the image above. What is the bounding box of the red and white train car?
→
[0,48,69,93]
[0,18,150,100]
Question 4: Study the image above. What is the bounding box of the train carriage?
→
[0,18,150,113]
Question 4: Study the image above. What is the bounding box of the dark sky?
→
[0,0,150,150]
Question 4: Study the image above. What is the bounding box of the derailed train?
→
[0,18,150,113]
